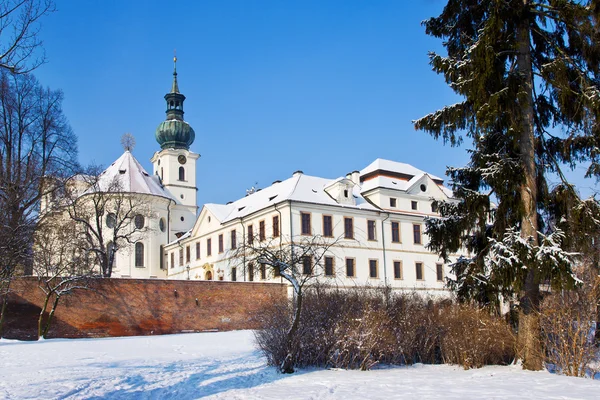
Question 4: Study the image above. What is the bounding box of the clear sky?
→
[33,0,595,206]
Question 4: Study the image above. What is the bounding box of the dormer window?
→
[344,189,349,198]
[390,198,397,208]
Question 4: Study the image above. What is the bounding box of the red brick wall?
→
[3,278,287,339]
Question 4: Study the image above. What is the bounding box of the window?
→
[344,217,354,239]
[272,215,280,237]
[260,263,267,280]
[369,259,378,278]
[179,248,183,266]
[411,201,418,210]
[231,267,237,281]
[344,189,349,198]
[416,262,423,280]
[346,258,355,277]
[217,234,223,253]
[106,241,115,262]
[186,245,190,263]
[390,198,397,207]
[259,220,266,241]
[436,264,444,282]
[301,212,311,235]
[159,218,166,232]
[413,224,422,245]
[170,252,174,269]
[134,242,144,267]
[320,215,334,240]
[325,256,334,276]
[367,220,376,241]
[248,263,254,281]
[134,214,145,229]
[196,242,200,260]
[302,256,312,275]
[230,230,237,250]
[207,238,212,256]
[179,166,185,181]
[160,245,165,269]
[431,202,438,213]
[273,266,281,277]
[394,261,403,279]
[106,213,116,228]
[391,221,400,243]
[247,225,254,244]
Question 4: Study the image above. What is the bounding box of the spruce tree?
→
[415,0,600,370]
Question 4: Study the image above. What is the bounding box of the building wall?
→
[165,200,451,294]
[3,277,286,339]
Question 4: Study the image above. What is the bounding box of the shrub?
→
[540,276,599,377]
[438,305,515,368]
[255,286,516,371]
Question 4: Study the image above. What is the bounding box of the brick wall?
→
[3,278,287,340]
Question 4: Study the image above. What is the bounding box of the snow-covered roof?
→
[204,173,379,224]
[86,151,174,200]
[360,158,442,181]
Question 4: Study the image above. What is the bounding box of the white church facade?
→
[49,59,456,293]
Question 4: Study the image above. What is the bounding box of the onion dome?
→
[155,56,196,150]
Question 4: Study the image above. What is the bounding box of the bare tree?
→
[33,212,96,339]
[0,0,55,73]
[0,69,77,336]
[60,166,153,278]
[232,234,342,373]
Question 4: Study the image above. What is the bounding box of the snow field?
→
[0,330,598,399]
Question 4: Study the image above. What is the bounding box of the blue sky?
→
[33,0,595,205]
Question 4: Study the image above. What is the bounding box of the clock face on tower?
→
[178,155,187,165]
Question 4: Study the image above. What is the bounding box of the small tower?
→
[151,55,199,219]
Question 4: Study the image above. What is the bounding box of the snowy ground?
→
[1,331,598,399]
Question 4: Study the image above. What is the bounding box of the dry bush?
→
[438,305,516,369]
[254,300,292,368]
[255,286,516,371]
[540,276,599,377]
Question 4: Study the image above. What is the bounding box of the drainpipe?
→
[240,217,246,281]
[381,212,390,286]
[274,202,283,283]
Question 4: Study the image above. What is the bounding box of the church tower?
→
[151,56,199,217]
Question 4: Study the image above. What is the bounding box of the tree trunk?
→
[516,1,543,371]
[0,290,8,338]
[281,289,303,374]
[37,293,51,339]
[42,295,60,339]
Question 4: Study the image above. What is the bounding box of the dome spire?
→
[155,53,195,150]
[171,50,180,94]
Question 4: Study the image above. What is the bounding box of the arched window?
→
[107,241,116,263]
[135,242,144,267]
[179,166,185,181]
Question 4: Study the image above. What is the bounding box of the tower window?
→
[170,101,174,108]
[179,166,185,181]
[135,242,144,267]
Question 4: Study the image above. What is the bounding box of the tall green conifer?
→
[415,0,600,370]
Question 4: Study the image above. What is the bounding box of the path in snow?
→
[1,330,598,399]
